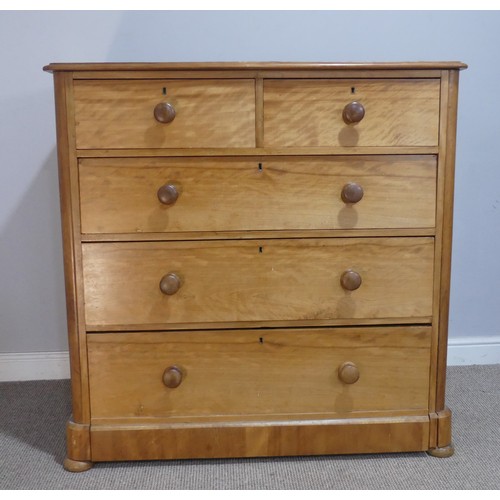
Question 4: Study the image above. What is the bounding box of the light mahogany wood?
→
[46,61,465,468]
[68,70,449,81]
[159,272,181,295]
[81,228,436,243]
[429,70,451,413]
[436,71,460,411]
[76,146,439,157]
[338,361,361,384]
[63,458,93,472]
[156,183,179,205]
[52,73,91,432]
[90,416,430,461]
[79,156,436,234]
[85,317,433,332]
[87,327,431,419]
[73,79,256,149]
[427,407,454,457]
[153,102,176,123]
[340,270,362,291]
[44,61,468,72]
[53,73,84,423]
[341,182,364,204]
[342,101,365,124]
[427,445,454,458]
[162,366,183,389]
[92,408,428,426]
[82,238,434,328]
[66,419,91,461]
[264,79,440,147]
[429,407,453,449]
[255,78,264,147]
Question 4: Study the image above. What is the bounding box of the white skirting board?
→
[0,351,70,382]
[0,337,499,382]
[447,336,500,366]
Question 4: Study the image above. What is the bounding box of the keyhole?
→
[162,87,167,95]
[259,337,264,344]
[259,246,263,253]
[351,87,356,94]
[258,163,263,171]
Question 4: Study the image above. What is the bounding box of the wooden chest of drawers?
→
[44,61,466,471]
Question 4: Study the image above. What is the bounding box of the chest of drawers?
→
[44,61,466,471]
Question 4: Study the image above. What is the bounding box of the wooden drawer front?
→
[264,79,440,147]
[79,156,436,234]
[82,238,434,329]
[73,79,256,149]
[87,327,431,419]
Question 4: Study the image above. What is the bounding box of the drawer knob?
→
[340,270,362,291]
[342,101,365,125]
[160,273,181,295]
[338,361,360,384]
[163,366,183,389]
[157,184,179,205]
[154,102,176,123]
[341,182,364,204]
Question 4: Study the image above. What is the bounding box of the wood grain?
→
[66,419,91,461]
[73,79,255,149]
[436,70,460,410]
[79,156,437,234]
[53,72,91,429]
[255,78,264,147]
[82,238,435,328]
[81,228,436,243]
[53,73,82,420]
[68,70,445,80]
[46,61,465,466]
[76,146,439,157]
[63,458,93,472]
[264,79,440,147]
[87,327,431,419]
[85,317,433,332]
[44,61,468,72]
[429,407,453,450]
[436,407,453,448]
[429,70,450,413]
[92,408,429,426]
[90,416,431,461]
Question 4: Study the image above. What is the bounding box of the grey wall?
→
[0,10,499,353]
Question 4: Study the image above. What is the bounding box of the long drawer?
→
[73,79,256,149]
[87,327,431,420]
[79,156,437,234]
[82,237,434,329]
[264,79,440,147]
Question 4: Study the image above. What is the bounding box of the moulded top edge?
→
[43,61,468,73]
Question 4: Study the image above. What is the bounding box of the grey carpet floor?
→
[1,364,499,489]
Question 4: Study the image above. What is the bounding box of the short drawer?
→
[87,327,431,419]
[82,238,434,329]
[264,79,440,147]
[73,79,256,149]
[79,156,436,234]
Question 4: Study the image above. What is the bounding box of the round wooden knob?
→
[340,270,362,291]
[157,184,179,205]
[162,366,183,388]
[342,101,365,124]
[159,273,181,295]
[154,102,176,123]
[341,182,364,204]
[338,361,360,384]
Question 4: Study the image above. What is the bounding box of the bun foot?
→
[427,444,454,458]
[63,457,93,472]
